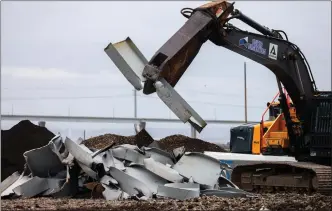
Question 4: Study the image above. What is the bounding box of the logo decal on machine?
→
[239,37,266,55]
[268,43,278,60]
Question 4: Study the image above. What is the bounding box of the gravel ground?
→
[2,193,331,211]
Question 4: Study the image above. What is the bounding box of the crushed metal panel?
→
[12,175,74,198]
[100,175,118,186]
[164,183,200,190]
[118,144,145,153]
[110,156,126,171]
[23,139,66,178]
[1,174,31,197]
[173,146,186,160]
[125,163,169,194]
[52,164,80,198]
[92,150,125,171]
[49,135,69,161]
[218,176,239,189]
[0,171,20,193]
[77,161,98,180]
[64,137,93,167]
[101,184,123,200]
[200,189,249,198]
[104,37,148,90]
[154,78,207,132]
[95,150,125,172]
[12,176,49,197]
[91,142,116,159]
[61,153,75,166]
[142,147,175,165]
[172,152,222,188]
[134,121,146,134]
[143,158,183,183]
[111,145,147,165]
[109,166,152,198]
[157,184,200,200]
[41,178,67,196]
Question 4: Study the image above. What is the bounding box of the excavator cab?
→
[230,121,274,155]
[267,102,281,120]
[230,92,286,155]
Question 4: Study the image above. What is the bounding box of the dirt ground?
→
[2,193,331,211]
[1,120,55,181]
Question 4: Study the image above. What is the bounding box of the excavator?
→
[105,0,331,194]
[230,89,292,156]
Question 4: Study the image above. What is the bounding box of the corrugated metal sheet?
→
[104,37,148,90]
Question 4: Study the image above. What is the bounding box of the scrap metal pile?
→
[2,121,332,211]
[1,121,252,201]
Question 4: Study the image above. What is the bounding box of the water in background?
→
[1,120,234,144]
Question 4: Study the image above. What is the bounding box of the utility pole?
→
[244,62,248,123]
[191,125,197,139]
[133,89,137,118]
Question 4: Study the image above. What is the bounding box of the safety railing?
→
[260,87,291,148]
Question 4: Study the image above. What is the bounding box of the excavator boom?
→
[141,0,331,162]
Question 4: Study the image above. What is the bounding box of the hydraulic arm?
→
[139,0,331,163]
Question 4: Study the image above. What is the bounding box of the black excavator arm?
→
[141,0,331,162]
[143,1,316,115]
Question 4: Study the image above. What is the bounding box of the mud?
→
[2,193,331,211]
[83,133,226,153]
[1,120,55,181]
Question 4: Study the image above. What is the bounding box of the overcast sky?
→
[1,1,331,138]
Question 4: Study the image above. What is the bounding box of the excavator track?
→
[231,161,332,195]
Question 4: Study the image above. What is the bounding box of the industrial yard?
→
[1,120,332,211]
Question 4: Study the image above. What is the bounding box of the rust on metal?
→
[142,1,234,94]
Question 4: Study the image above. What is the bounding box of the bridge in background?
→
[1,114,258,138]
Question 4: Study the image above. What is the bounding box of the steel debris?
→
[1,127,251,201]
[172,152,224,189]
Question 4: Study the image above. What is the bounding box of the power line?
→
[136,95,265,109]
[2,85,129,91]
[2,93,266,109]
[2,95,265,109]
[1,94,133,101]
[2,86,276,98]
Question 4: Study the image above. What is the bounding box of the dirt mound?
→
[158,135,226,153]
[1,193,331,211]
[83,129,155,150]
[1,120,55,181]
[83,133,226,153]
[83,134,136,149]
